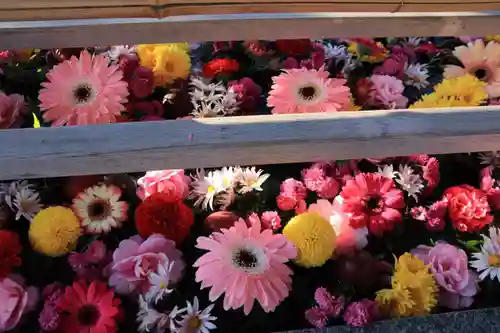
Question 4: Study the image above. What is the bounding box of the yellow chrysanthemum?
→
[485,35,500,43]
[137,43,191,86]
[29,206,82,257]
[410,75,488,109]
[282,212,336,268]
[376,253,438,318]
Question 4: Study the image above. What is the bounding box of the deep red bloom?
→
[340,173,404,236]
[129,66,154,98]
[276,39,312,56]
[135,192,194,244]
[0,230,22,278]
[354,78,373,106]
[444,185,493,232]
[202,58,240,78]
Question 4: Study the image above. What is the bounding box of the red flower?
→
[276,39,312,56]
[202,58,240,78]
[0,230,21,278]
[354,78,373,106]
[57,280,121,333]
[135,192,194,244]
[444,185,493,232]
[340,173,404,236]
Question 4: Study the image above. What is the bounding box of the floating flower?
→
[137,295,176,333]
[2,180,42,221]
[444,184,493,232]
[203,58,240,78]
[189,169,226,211]
[282,212,336,267]
[340,173,404,236]
[193,219,297,314]
[276,178,308,213]
[444,39,500,97]
[236,166,270,194]
[0,92,28,129]
[105,45,137,63]
[57,280,121,333]
[29,206,82,257]
[395,164,425,201]
[343,299,379,328]
[0,230,22,278]
[276,39,312,56]
[304,287,344,327]
[172,297,217,333]
[368,74,408,109]
[470,226,500,282]
[412,243,479,309]
[302,162,340,199]
[68,240,111,280]
[39,50,129,126]
[189,77,239,118]
[146,261,175,304]
[137,170,191,201]
[0,275,38,332]
[109,234,184,295]
[228,78,262,112]
[129,66,155,98]
[72,184,128,234]
[404,63,430,89]
[267,66,351,114]
[137,44,191,86]
[135,192,194,244]
[348,38,387,63]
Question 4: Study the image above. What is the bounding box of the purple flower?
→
[343,299,379,327]
[412,243,479,309]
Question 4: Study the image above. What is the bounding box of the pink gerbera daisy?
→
[340,173,404,236]
[267,66,351,114]
[193,219,297,314]
[39,50,129,126]
[444,40,500,97]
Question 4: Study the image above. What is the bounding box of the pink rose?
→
[0,275,38,331]
[0,92,27,129]
[137,169,190,200]
[412,243,479,309]
[109,234,185,294]
[368,74,408,109]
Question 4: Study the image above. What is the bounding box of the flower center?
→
[207,185,215,193]
[298,85,318,100]
[473,68,488,81]
[367,196,381,210]
[160,281,168,289]
[488,254,500,267]
[73,83,93,104]
[187,316,202,329]
[88,200,109,220]
[233,248,258,269]
[164,62,174,73]
[77,304,100,327]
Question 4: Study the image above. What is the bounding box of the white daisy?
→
[478,151,500,168]
[105,45,137,63]
[189,77,239,118]
[377,165,396,179]
[137,295,179,333]
[173,297,217,333]
[146,261,175,304]
[404,63,430,89]
[72,184,128,234]
[395,164,424,201]
[2,181,41,221]
[220,166,239,189]
[237,167,270,194]
[470,226,500,282]
[189,169,225,211]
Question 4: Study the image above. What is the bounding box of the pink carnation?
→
[228,77,262,111]
[368,74,408,109]
[480,166,500,210]
[305,307,328,328]
[276,178,307,213]
[137,169,191,200]
[314,287,345,317]
[109,234,185,294]
[247,211,282,231]
[68,240,112,280]
[373,55,406,79]
[0,92,28,129]
[302,163,340,199]
[343,299,379,327]
[0,275,38,332]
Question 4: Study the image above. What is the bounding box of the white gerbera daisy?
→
[173,297,217,333]
[2,180,41,221]
[146,261,175,304]
[189,169,225,211]
[470,226,500,282]
[377,165,396,180]
[237,167,270,194]
[72,184,128,234]
[404,63,430,89]
[395,164,424,201]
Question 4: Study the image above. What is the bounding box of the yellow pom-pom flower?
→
[29,206,82,257]
[376,253,438,318]
[137,43,191,86]
[282,212,336,268]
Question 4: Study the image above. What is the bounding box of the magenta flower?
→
[368,74,408,109]
[129,66,155,98]
[0,92,28,129]
[228,77,262,111]
[343,299,379,327]
[305,287,345,328]
[68,240,112,280]
[137,169,191,201]
[373,55,406,79]
[412,243,479,309]
[480,166,500,210]
[276,178,307,213]
[302,162,340,199]
[305,307,328,328]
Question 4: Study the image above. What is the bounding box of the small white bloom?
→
[406,37,425,46]
[395,165,424,201]
[324,44,348,62]
[478,151,500,168]
[173,297,217,333]
[189,77,239,118]
[237,167,270,194]
[105,45,137,63]
[377,165,396,179]
[189,169,225,211]
[404,63,430,89]
[137,295,172,333]
[470,226,500,282]
[146,261,175,304]
[1,181,41,221]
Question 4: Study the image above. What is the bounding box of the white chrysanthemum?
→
[173,297,217,333]
[404,63,430,89]
[146,262,175,304]
[395,164,424,201]
[105,45,137,62]
[189,77,239,118]
[237,167,270,194]
[377,165,396,179]
[324,44,348,62]
[478,151,500,168]
[471,226,500,282]
[2,180,41,221]
[72,184,128,234]
[137,295,178,333]
[189,169,226,210]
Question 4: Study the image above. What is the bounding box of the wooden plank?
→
[1,107,500,180]
[1,12,500,50]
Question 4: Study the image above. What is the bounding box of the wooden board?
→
[1,107,500,180]
[1,0,500,21]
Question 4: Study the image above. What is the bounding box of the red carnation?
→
[202,58,240,78]
[0,230,22,278]
[275,39,312,56]
[444,185,493,232]
[135,192,194,245]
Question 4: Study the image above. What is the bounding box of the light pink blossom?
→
[0,92,28,129]
[343,299,379,327]
[368,74,408,109]
[0,275,38,332]
[137,170,191,201]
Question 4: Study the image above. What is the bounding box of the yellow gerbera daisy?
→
[282,212,336,268]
